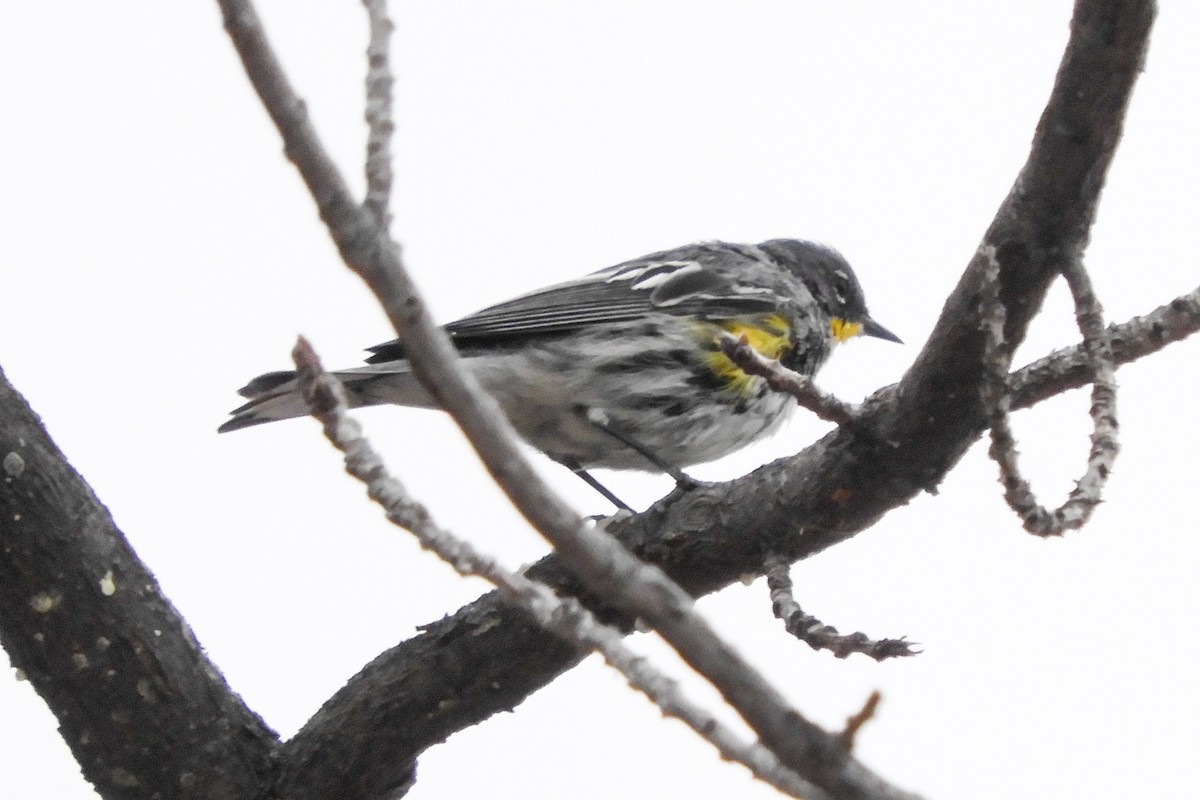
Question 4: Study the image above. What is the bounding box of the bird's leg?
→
[554,457,633,512]
[583,408,701,490]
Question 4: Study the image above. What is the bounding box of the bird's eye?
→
[833,271,849,305]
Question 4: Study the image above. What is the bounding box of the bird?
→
[220,239,899,506]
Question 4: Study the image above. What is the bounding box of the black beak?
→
[863,316,902,344]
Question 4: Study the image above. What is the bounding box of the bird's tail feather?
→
[218,363,436,433]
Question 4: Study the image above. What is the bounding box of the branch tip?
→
[765,558,918,661]
[839,691,882,752]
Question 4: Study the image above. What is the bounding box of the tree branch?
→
[0,368,277,800]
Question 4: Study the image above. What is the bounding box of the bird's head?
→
[758,239,901,345]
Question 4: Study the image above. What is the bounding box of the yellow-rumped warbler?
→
[221,240,898,500]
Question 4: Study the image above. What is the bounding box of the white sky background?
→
[2,2,1199,798]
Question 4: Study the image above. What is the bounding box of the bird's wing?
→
[365,243,781,363]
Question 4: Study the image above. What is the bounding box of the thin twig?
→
[765,557,917,661]
[839,692,882,752]
[362,0,395,226]
[980,246,1121,535]
[718,332,857,426]
[290,337,827,800]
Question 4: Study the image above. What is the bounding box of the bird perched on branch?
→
[221,239,899,506]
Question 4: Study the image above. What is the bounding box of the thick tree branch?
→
[0,368,277,800]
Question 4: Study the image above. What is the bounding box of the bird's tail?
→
[218,363,437,433]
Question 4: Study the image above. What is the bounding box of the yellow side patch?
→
[831,317,863,343]
[700,313,792,396]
